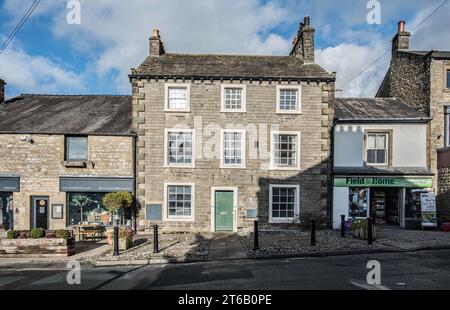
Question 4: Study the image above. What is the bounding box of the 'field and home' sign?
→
[334,177,433,188]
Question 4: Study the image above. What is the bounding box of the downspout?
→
[132,131,138,232]
[329,118,336,229]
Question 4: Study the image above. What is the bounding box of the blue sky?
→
[0,0,449,98]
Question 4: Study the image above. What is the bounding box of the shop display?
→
[371,191,386,225]
[349,188,369,218]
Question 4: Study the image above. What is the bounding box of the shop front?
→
[60,177,135,228]
[333,176,435,229]
[0,176,19,230]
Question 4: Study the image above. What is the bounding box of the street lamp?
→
[113,211,120,256]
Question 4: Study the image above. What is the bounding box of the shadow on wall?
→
[256,157,332,231]
[437,148,450,222]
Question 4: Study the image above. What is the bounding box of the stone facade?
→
[0,134,134,230]
[438,148,450,219]
[132,79,334,233]
[376,22,450,217]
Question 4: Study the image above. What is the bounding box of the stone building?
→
[130,17,335,233]
[0,93,134,231]
[377,20,450,218]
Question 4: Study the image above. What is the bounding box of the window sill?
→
[269,219,298,224]
[269,166,301,171]
[220,109,247,113]
[220,165,246,169]
[63,161,88,168]
[276,110,302,115]
[164,217,195,222]
[164,108,191,113]
[164,164,196,169]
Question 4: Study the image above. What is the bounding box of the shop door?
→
[32,196,49,230]
[215,191,234,231]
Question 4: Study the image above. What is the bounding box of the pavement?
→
[1,249,450,290]
[208,233,247,261]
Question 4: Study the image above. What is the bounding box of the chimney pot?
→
[149,28,165,57]
[152,28,160,39]
[398,20,405,33]
[304,16,310,26]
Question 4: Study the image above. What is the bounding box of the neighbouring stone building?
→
[377,20,450,219]
[130,17,335,233]
[0,94,134,231]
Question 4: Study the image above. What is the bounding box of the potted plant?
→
[440,216,450,232]
[119,228,133,250]
[71,194,93,224]
[102,192,133,225]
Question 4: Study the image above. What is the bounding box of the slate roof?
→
[0,95,132,135]
[333,166,434,176]
[133,53,333,80]
[334,98,429,122]
[399,50,450,59]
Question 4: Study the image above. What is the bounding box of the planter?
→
[350,227,376,240]
[0,238,75,257]
[112,237,133,251]
[441,222,450,232]
[106,229,114,245]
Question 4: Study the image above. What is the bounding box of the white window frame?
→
[164,83,191,112]
[276,85,302,114]
[220,129,246,169]
[269,184,300,224]
[163,182,195,222]
[221,84,247,113]
[164,128,195,168]
[270,130,301,170]
[366,132,389,166]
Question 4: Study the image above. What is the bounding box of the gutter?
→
[335,117,431,124]
[128,74,336,83]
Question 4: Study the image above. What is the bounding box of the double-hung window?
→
[65,136,88,161]
[276,85,302,114]
[269,185,300,223]
[165,84,190,112]
[366,132,389,166]
[220,129,245,168]
[270,131,301,170]
[165,129,195,167]
[221,85,246,112]
[164,183,195,221]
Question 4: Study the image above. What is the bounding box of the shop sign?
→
[334,177,432,188]
[0,177,20,192]
[420,192,437,228]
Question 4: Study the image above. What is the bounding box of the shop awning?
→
[333,166,434,176]
[60,177,134,193]
[0,177,20,192]
[334,177,433,188]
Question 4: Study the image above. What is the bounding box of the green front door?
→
[215,191,234,231]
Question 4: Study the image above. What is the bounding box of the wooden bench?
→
[73,225,105,242]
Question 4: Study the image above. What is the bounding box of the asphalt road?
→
[0,249,450,290]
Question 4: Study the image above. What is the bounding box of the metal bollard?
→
[253,220,259,251]
[341,215,346,238]
[310,219,316,246]
[153,225,159,253]
[367,218,373,245]
[113,225,119,256]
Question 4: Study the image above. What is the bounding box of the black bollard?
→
[340,215,346,238]
[113,225,119,256]
[367,218,373,245]
[253,220,259,251]
[153,225,159,254]
[310,219,316,246]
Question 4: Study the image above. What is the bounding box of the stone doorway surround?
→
[210,187,238,233]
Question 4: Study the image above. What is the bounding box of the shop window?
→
[67,192,110,227]
[349,188,369,218]
[366,132,388,165]
[269,184,300,223]
[66,136,88,161]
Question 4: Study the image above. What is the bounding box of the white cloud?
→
[0,44,85,97]
[316,42,390,97]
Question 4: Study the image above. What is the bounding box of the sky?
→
[0,0,449,99]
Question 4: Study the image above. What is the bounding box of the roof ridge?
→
[164,53,295,58]
[19,93,131,97]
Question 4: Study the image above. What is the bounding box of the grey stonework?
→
[0,79,5,103]
[290,16,315,64]
[377,22,450,217]
[132,79,334,233]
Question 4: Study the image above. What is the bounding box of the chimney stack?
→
[392,20,410,52]
[149,28,165,57]
[290,16,315,63]
[0,79,5,103]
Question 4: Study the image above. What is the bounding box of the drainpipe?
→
[329,118,337,229]
[132,131,138,233]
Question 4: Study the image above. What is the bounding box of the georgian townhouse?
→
[332,98,434,229]
[376,21,450,218]
[0,92,134,231]
[131,17,335,233]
